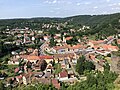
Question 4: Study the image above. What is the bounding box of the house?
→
[53,45,70,54]
[32,78,51,85]
[101,44,119,51]
[95,63,104,72]
[43,72,52,78]
[65,37,73,41]
[39,55,54,63]
[88,40,105,47]
[14,67,19,73]
[22,73,33,85]
[67,70,75,78]
[16,75,22,83]
[46,63,53,72]
[23,36,31,44]
[43,36,49,41]
[61,59,70,69]
[30,49,38,56]
[26,55,40,63]
[52,79,60,89]
[59,70,68,81]
[27,48,34,53]
[72,59,77,64]
[117,39,120,44]
[69,44,82,52]
[53,53,76,63]
[17,34,22,38]
[95,50,110,56]
[8,56,20,65]
[33,72,44,78]
[14,40,22,45]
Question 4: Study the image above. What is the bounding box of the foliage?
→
[76,55,95,75]
[40,60,47,71]
[66,70,118,90]
[49,37,56,47]
[53,63,62,74]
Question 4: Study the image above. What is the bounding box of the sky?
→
[0,0,120,19]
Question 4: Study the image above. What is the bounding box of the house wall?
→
[23,76,27,85]
[57,48,68,54]
[45,59,53,63]
[59,77,68,81]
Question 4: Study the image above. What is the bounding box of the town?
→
[0,19,120,90]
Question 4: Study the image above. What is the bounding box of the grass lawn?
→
[44,50,54,55]
[0,54,10,63]
[112,51,120,57]
[53,63,62,74]
[0,64,19,77]
[88,35,96,40]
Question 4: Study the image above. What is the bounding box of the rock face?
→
[111,56,120,74]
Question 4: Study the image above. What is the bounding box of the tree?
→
[76,55,95,75]
[76,56,85,75]
[0,81,5,90]
[104,62,110,71]
[27,61,32,69]
[40,60,47,71]
[49,37,56,47]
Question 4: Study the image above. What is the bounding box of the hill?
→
[0,13,120,36]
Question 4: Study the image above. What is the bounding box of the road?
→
[106,37,116,44]
[39,39,50,55]
[68,59,80,80]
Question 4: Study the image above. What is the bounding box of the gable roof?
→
[53,53,75,59]
[117,39,120,44]
[65,37,73,40]
[53,45,70,50]
[101,44,119,51]
[89,40,104,45]
[52,79,60,89]
[39,55,53,59]
[59,70,68,78]
[27,56,40,61]
[70,44,82,49]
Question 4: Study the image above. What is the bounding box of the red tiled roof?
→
[47,65,53,69]
[16,75,22,79]
[53,53,75,59]
[39,55,53,59]
[14,68,19,73]
[90,55,95,60]
[117,39,120,44]
[27,56,40,60]
[52,79,60,89]
[107,36,113,39]
[89,40,104,45]
[101,44,119,51]
[59,70,68,78]
[65,37,73,40]
[53,45,70,50]
[70,44,81,49]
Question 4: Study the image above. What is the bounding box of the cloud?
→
[77,3,81,6]
[84,2,91,5]
[118,3,120,6]
[106,0,110,2]
[93,6,98,9]
[109,3,120,7]
[53,0,57,4]
[44,0,58,4]
[108,3,117,6]
[76,2,91,6]
[49,10,55,13]
[54,8,61,10]
[112,7,120,10]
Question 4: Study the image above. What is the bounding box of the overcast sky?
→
[0,0,120,19]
